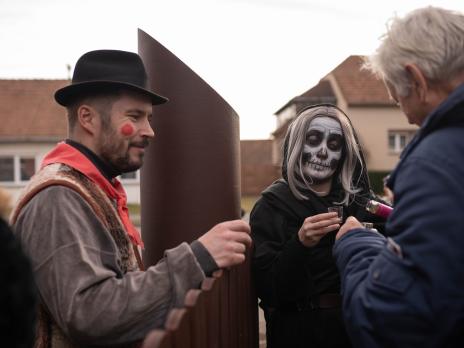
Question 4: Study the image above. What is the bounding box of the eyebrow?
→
[126,109,152,117]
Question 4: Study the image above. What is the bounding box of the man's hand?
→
[198,220,252,269]
[335,216,363,241]
[298,212,341,248]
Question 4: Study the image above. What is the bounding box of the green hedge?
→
[368,171,391,194]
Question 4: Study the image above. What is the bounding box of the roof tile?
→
[331,55,394,106]
[0,79,68,140]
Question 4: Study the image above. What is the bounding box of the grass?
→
[241,195,260,214]
[127,203,140,215]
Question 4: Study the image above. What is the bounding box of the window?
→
[0,157,14,182]
[120,170,139,182]
[388,130,415,153]
[0,155,36,184]
[20,158,35,181]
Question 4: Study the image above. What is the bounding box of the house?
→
[273,55,418,192]
[0,79,141,204]
[1,55,416,202]
[240,139,279,196]
[0,79,272,204]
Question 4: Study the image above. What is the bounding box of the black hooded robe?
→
[251,179,386,348]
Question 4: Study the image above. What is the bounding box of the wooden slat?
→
[245,248,259,347]
[142,262,259,348]
[164,308,191,348]
[228,267,239,348]
[202,277,220,347]
[213,269,231,348]
[184,289,208,348]
[141,330,172,348]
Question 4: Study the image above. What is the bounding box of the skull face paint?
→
[120,123,135,137]
[301,116,344,182]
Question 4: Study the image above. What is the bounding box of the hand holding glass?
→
[328,206,343,219]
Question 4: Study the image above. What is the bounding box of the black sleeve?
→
[0,218,36,347]
[250,198,313,308]
[190,240,218,276]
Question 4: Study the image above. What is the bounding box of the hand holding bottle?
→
[335,216,363,240]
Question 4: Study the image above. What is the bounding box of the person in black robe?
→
[250,104,387,348]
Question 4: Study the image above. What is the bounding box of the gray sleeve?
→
[14,186,205,346]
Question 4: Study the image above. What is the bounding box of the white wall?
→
[346,107,418,171]
[0,141,141,205]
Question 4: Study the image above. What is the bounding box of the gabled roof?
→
[275,55,394,117]
[275,80,336,115]
[0,79,68,141]
[272,55,395,137]
[331,55,394,106]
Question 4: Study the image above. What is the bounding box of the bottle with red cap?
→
[365,200,393,219]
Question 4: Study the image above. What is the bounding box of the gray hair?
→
[364,6,464,97]
[285,105,363,205]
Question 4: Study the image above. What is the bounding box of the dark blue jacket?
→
[333,83,464,347]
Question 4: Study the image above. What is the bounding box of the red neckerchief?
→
[42,142,144,248]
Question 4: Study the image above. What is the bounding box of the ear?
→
[76,104,99,135]
[405,64,428,102]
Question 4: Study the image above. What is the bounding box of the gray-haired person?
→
[250,104,387,347]
[335,6,464,347]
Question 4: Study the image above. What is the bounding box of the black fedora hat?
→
[55,49,168,106]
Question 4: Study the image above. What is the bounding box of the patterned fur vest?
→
[11,163,143,348]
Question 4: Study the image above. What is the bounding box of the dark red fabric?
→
[42,142,144,247]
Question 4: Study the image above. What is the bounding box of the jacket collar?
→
[387,82,464,189]
[401,83,464,159]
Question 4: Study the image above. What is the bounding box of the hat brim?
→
[54,80,169,106]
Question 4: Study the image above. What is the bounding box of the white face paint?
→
[301,116,344,182]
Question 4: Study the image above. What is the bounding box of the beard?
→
[98,127,149,174]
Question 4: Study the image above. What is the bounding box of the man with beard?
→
[250,104,387,348]
[12,50,251,347]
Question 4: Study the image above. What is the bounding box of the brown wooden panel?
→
[164,308,191,348]
[184,289,208,348]
[138,30,241,266]
[141,330,172,348]
[201,277,220,347]
[213,270,231,348]
[245,247,259,347]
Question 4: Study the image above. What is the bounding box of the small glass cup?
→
[328,206,343,220]
[361,222,374,229]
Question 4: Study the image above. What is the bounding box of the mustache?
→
[129,138,149,148]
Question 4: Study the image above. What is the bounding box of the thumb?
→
[345,216,358,224]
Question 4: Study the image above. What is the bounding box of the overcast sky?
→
[1,0,462,139]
